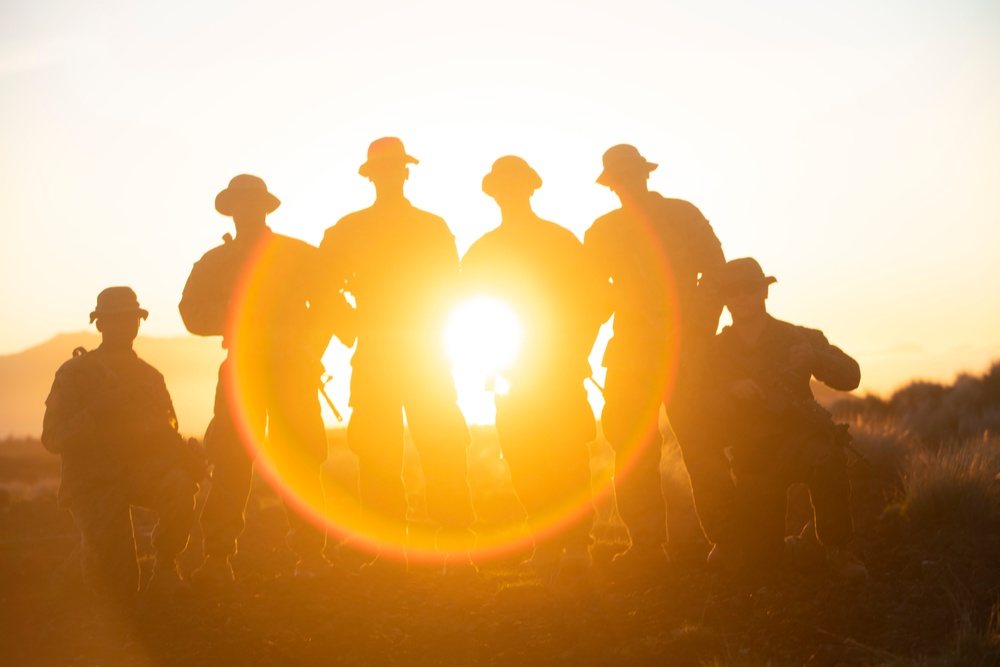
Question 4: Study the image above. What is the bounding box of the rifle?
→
[319,373,343,422]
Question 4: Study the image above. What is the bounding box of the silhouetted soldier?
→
[461,156,607,582]
[584,144,729,572]
[698,258,868,580]
[180,175,353,583]
[42,287,200,600]
[319,138,476,575]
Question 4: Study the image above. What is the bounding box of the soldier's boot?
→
[437,526,478,578]
[294,553,335,579]
[441,551,479,579]
[191,554,235,587]
[825,547,868,581]
[784,520,824,569]
[706,542,744,574]
[610,541,669,578]
[146,558,191,597]
[359,547,409,580]
[554,545,593,586]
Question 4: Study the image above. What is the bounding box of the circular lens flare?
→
[216,222,685,566]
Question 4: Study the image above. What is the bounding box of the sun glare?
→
[444,296,523,383]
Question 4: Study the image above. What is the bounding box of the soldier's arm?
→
[426,218,463,327]
[690,208,727,339]
[799,329,861,392]
[457,239,496,299]
[179,255,229,336]
[148,370,180,433]
[306,239,357,351]
[582,225,614,325]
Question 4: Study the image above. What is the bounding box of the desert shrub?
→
[887,363,1000,446]
[845,413,918,480]
[877,602,1000,667]
[896,435,1000,532]
[831,393,895,424]
[833,362,1000,450]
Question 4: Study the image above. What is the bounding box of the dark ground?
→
[1,430,998,667]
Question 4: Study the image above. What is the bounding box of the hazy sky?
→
[3,0,999,404]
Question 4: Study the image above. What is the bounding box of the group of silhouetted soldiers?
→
[41,138,868,603]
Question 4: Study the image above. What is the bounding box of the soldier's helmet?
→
[720,257,778,292]
[596,144,658,187]
[215,174,281,217]
[358,137,419,177]
[481,155,543,199]
[89,286,149,324]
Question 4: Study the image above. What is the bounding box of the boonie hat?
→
[482,156,543,198]
[358,137,419,177]
[215,174,281,217]
[720,257,777,291]
[89,286,149,324]
[596,144,658,187]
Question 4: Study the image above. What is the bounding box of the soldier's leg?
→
[505,386,595,550]
[404,385,475,553]
[70,485,140,600]
[602,367,667,550]
[495,397,571,555]
[266,371,330,561]
[797,433,854,548]
[134,464,198,573]
[347,396,408,546]
[667,401,739,548]
[733,467,788,568]
[200,360,264,559]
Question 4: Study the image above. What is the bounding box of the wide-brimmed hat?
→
[358,137,419,177]
[89,286,149,324]
[596,144,658,187]
[720,257,777,291]
[481,155,543,198]
[215,174,281,217]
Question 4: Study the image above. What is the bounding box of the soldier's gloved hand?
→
[788,343,819,375]
[730,378,765,402]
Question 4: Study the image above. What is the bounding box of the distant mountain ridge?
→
[0,332,225,438]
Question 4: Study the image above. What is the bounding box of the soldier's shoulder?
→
[194,241,234,264]
[538,218,581,244]
[769,317,827,343]
[335,207,375,226]
[272,232,319,253]
[132,353,165,377]
[321,209,372,247]
[585,209,623,240]
[51,348,110,386]
[654,194,708,221]
[715,324,737,341]
[465,227,502,254]
[409,205,450,228]
[53,351,91,378]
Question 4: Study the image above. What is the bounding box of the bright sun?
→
[444,296,523,383]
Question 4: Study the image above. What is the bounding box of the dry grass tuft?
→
[896,436,1000,531]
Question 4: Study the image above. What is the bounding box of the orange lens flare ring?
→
[219,223,683,564]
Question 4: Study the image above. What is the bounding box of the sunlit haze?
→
[446,296,523,417]
[3,0,999,426]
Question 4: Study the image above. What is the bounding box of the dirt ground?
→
[1,430,998,667]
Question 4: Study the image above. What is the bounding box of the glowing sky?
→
[3,0,999,423]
